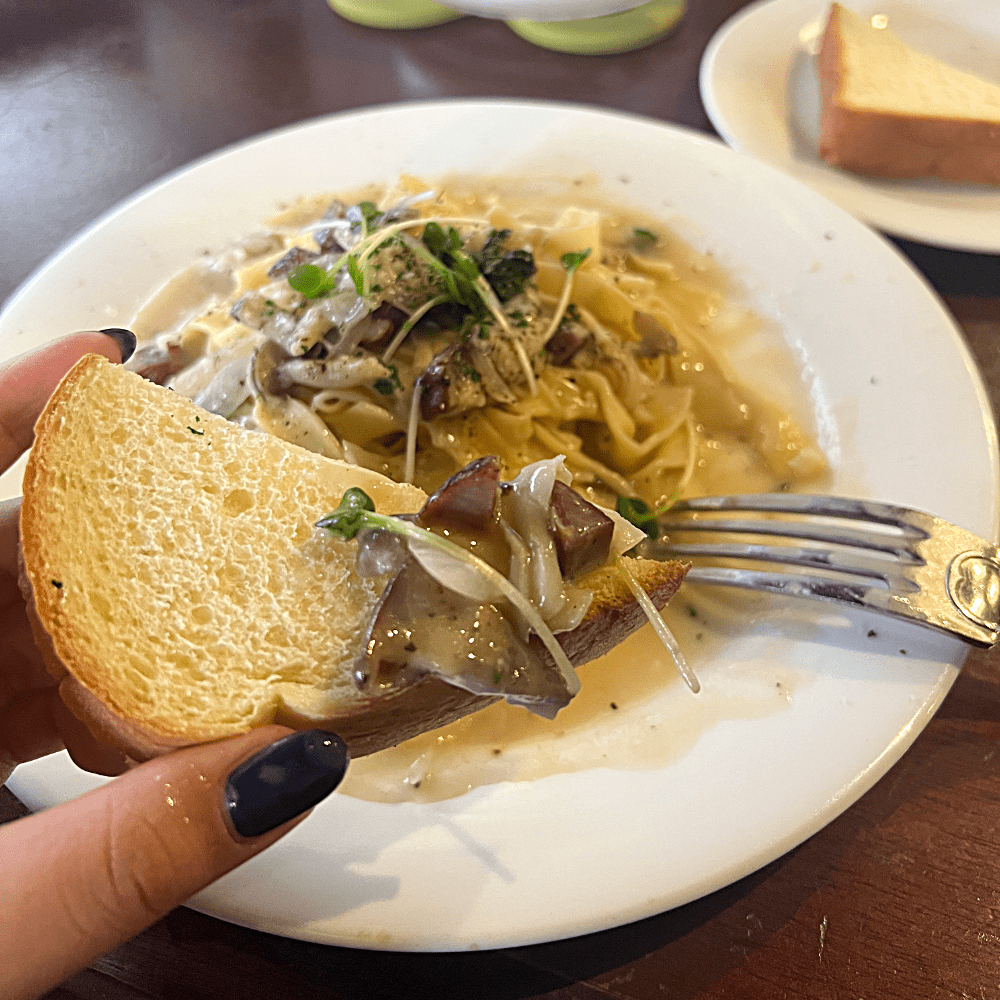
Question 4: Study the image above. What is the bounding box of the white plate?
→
[699,0,1000,252]
[3,100,997,950]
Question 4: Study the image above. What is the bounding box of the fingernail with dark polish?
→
[225,730,349,839]
[100,328,137,364]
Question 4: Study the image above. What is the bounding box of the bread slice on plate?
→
[817,2,1000,185]
[20,355,686,760]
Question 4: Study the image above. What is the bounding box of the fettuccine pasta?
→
[128,175,827,510]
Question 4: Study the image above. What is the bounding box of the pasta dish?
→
[127,176,827,517]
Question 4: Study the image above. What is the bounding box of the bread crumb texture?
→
[22,355,426,741]
[837,7,1000,119]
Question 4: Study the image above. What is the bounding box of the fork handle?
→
[948,549,1000,642]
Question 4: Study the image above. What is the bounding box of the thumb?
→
[0,726,348,1000]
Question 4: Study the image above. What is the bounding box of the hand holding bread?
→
[0,334,351,1000]
[20,354,687,762]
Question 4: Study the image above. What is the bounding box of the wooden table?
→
[3,2,1000,996]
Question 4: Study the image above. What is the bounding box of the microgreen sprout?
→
[346,255,365,296]
[542,248,593,342]
[288,263,338,299]
[560,249,592,272]
[317,487,377,537]
[357,201,381,231]
[381,294,450,364]
[615,492,679,541]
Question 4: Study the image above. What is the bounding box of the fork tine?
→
[658,515,925,560]
[680,565,883,608]
[649,494,1000,648]
[666,494,936,535]
[659,539,921,591]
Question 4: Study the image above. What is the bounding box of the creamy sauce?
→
[341,595,802,802]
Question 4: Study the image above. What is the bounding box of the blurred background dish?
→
[699,0,1000,252]
[329,0,687,52]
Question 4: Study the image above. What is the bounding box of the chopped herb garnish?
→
[475,229,535,302]
[634,228,657,243]
[373,364,403,396]
[51,580,63,589]
[484,249,534,302]
[188,427,204,435]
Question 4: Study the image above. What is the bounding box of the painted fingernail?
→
[225,730,349,839]
[100,328,137,363]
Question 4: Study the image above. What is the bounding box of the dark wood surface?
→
[3,1,1000,997]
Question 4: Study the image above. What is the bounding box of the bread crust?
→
[818,3,1000,185]
[21,355,688,761]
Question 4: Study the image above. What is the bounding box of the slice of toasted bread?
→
[21,355,687,759]
[818,3,1000,185]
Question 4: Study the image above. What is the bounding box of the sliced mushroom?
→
[466,338,517,405]
[633,311,678,358]
[312,200,352,253]
[545,320,592,366]
[193,356,252,417]
[274,353,392,391]
[230,290,272,330]
[358,555,572,718]
[267,246,320,279]
[125,342,190,385]
[416,344,487,422]
[249,340,342,458]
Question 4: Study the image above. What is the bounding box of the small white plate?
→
[700,0,1000,252]
[3,100,997,950]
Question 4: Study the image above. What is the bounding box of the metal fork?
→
[649,494,1000,647]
